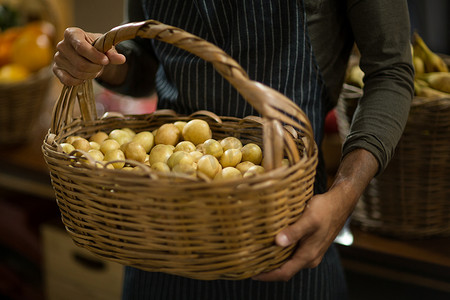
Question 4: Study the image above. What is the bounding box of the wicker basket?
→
[0,66,53,145]
[0,0,56,145]
[336,82,450,238]
[42,20,318,280]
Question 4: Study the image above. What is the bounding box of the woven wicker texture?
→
[0,66,53,144]
[42,20,318,280]
[337,80,450,238]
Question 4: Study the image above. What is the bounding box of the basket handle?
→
[51,20,316,169]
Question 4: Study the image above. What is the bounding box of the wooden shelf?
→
[336,226,450,293]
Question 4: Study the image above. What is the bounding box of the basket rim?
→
[42,110,318,187]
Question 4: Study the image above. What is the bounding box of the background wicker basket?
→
[336,79,450,238]
[0,66,53,145]
[42,20,318,280]
[0,0,56,145]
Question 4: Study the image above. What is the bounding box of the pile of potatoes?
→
[60,119,282,181]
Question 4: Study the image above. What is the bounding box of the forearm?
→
[330,148,378,215]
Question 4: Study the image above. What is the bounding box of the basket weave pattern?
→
[0,66,53,145]
[337,84,450,238]
[42,20,318,280]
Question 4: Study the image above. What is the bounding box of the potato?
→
[174,141,196,153]
[72,138,90,156]
[197,154,222,179]
[89,141,101,150]
[241,143,263,165]
[220,137,242,151]
[132,131,154,153]
[167,151,194,169]
[203,139,223,158]
[214,167,242,180]
[60,143,75,154]
[87,149,104,162]
[148,144,174,165]
[182,119,212,145]
[151,162,171,173]
[104,149,125,169]
[100,139,120,155]
[243,165,265,177]
[124,142,147,163]
[236,161,255,174]
[155,123,181,146]
[173,121,187,133]
[220,148,242,168]
[89,131,108,144]
[65,135,82,144]
[189,150,203,163]
[109,129,133,145]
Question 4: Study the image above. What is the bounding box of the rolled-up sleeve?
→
[342,0,415,175]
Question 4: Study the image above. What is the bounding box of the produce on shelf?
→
[415,72,450,94]
[344,33,450,99]
[0,4,55,83]
[412,32,450,98]
[345,63,364,89]
[412,32,448,73]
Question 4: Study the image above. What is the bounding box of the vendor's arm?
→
[254,148,378,281]
[255,0,414,282]
[343,0,415,174]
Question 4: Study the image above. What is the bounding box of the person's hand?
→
[252,186,352,281]
[253,149,378,281]
[53,27,126,86]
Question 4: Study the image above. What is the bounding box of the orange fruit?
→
[11,29,53,72]
[0,63,30,83]
[0,26,23,67]
[25,20,56,43]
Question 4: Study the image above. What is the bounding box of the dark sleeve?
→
[342,0,414,175]
[96,0,159,98]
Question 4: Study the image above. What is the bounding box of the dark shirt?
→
[306,0,414,174]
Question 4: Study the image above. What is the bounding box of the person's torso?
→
[141,0,328,191]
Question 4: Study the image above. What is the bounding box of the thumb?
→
[275,210,314,247]
[105,46,126,65]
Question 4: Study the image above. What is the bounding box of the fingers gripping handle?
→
[92,21,148,53]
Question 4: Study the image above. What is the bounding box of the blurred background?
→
[408,0,450,55]
[0,1,448,300]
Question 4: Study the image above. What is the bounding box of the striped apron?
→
[122,0,347,299]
